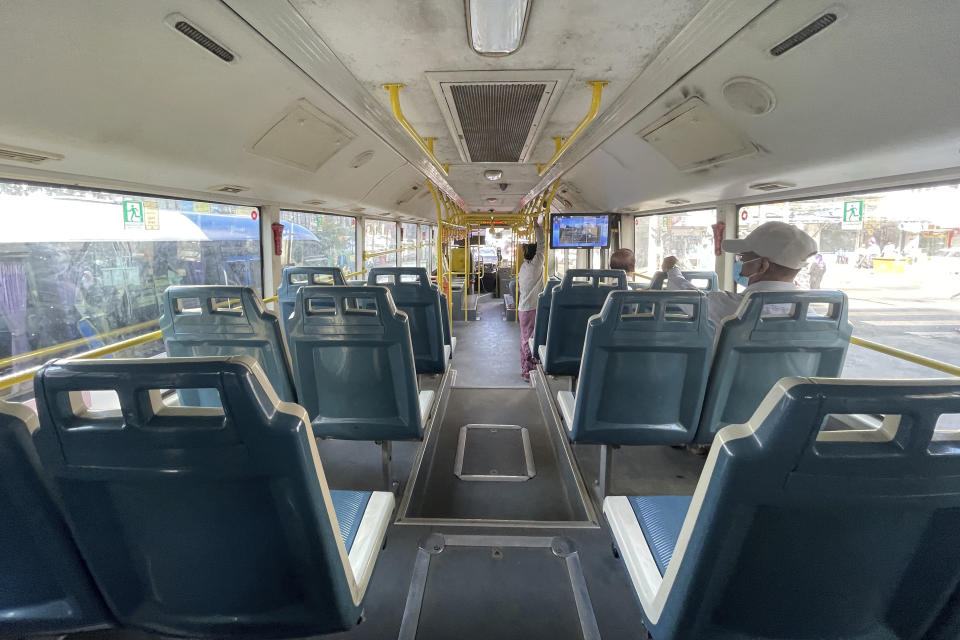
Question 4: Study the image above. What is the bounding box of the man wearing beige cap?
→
[662,221,818,329]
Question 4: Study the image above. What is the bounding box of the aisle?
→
[450,293,528,388]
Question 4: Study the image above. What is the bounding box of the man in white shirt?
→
[518,219,545,382]
[663,221,818,329]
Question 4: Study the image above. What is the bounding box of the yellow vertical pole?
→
[542,181,561,284]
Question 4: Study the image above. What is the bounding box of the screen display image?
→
[550,215,610,248]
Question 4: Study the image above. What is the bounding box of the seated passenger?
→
[610,248,641,289]
[662,221,818,329]
[518,218,545,383]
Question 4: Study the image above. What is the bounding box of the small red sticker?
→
[251,210,259,220]
[740,209,748,221]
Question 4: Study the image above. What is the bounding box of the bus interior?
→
[2,1,960,639]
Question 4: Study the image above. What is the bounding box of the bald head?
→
[610,248,635,273]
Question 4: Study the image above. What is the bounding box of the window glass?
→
[400,223,418,268]
[420,224,434,273]
[364,219,398,272]
[634,209,717,276]
[737,183,960,379]
[0,181,261,399]
[279,210,356,273]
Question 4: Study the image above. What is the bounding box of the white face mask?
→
[737,256,765,284]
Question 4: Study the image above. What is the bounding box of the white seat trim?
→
[418,390,436,424]
[557,390,576,432]
[538,344,547,365]
[443,345,451,363]
[450,337,457,356]
[527,337,534,355]
[603,496,663,610]
[347,491,394,600]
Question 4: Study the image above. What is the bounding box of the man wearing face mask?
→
[662,221,818,330]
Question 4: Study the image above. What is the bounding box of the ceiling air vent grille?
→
[450,83,546,163]
[0,144,63,164]
[770,13,837,56]
[748,181,796,192]
[210,184,249,193]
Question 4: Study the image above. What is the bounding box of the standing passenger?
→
[518,219,545,383]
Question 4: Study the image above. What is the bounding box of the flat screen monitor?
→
[550,215,610,249]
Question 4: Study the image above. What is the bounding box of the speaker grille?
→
[174,20,235,62]
[771,13,837,57]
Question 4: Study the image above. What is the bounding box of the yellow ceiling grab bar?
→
[383,84,449,177]
[537,81,608,176]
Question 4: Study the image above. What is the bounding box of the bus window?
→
[0,181,261,399]
[401,223,418,268]
[280,210,357,272]
[420,224,434,272]
[365,220,398,272]
[634,209,717,277]
[737,183,960,378]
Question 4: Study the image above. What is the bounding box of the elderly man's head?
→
[722,222,817,285]
[610,248,635,274]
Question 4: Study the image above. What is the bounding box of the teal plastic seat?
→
[605,377,960,640]
[159,286,296,404]
[648,270,718,291]
[528,277,560,359]
[32,357,394,639]
[541,269,627,376]
[438,290,455,357]
[559,291,712,445]
[694,290,851,444]
[367,268,447,373]
[277,267,347,337]
[287,286,432,441]
[0,400,113,637]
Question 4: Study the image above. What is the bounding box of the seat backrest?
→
[543,269,628,376]
[32,357,366,638]
[159,286,296,405]
[532,278,561,357]
[568,291,712,445]
[366,267,445,373]
[656,377,960,640]
[277,267,347,336]
[287,286,423,441]
[694,290,852,443]
[0,400,112,636]
[648,270,718,291]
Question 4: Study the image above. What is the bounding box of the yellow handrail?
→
[0,318,160,370]
[537,81,607,176]
[382,83,449,177]
[850,336,960,377]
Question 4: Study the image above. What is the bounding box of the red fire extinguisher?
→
[711,222,726,256]
[271,222,284,256]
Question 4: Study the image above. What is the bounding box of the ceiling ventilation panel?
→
[164,14,237,64]
[0,143,63,164]
[428,70,572,163]
[638,98,757,171]
[770,13,838,57]
[249,99,355,172]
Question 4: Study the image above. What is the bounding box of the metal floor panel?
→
[399,387,595,525]
[454,424,535,481]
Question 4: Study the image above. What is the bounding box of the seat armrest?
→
[347,491,395,600]
[418,390,436,424]
[557,390,576,432]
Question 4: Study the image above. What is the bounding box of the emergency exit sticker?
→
[123,200,144,229]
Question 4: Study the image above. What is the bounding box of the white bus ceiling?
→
[0,0,958,219]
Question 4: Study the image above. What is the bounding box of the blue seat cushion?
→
[330,490,372,553]
[628,495,692,575]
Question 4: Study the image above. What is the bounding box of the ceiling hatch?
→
[427,70,572,164]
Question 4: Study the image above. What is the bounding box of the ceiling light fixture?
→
[484,169,503,181]
[465,0,532,57]
[486,197,497,204]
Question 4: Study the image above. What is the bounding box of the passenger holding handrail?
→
[518,218,545,383]
[663,221,818,329]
